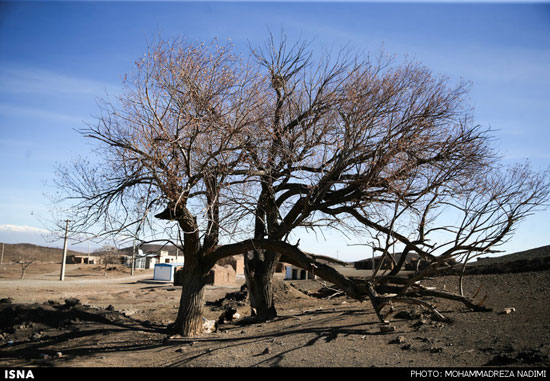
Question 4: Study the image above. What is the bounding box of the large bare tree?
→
[55,38,267,335]
[54,35,549,335]
[239,33,546,322]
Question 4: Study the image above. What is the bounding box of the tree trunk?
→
[172,260,207,336]
[244,183,281,322]
[244,249,280,322]
[160,205,208,337]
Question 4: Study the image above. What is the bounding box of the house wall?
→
[217,255,244,275]
[66,255,99,265]
[206,264,236,285]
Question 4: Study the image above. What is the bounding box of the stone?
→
[380,324,396,333]
[64,298,80,308]
[500,307,516,314]
[202,317,217,333]
[394,310,412,320]
[390,336,407,344]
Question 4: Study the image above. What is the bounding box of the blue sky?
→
[0,1,549,260]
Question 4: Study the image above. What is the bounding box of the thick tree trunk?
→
[244,184,281,322]
[244,249,280,322]
[172,260,207,336]
[158,205,209,337]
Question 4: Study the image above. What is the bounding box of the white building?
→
[284,264,316,280]
[127,250,183,269]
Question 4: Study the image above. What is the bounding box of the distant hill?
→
[475,245,550,265]
[467,245,550,274]
[0,243,87,264]
[2,241,549,272]
[354,251,421,269]
[351,245,550,275]
[0,242,185,264]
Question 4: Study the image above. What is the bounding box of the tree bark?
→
[172,260,208,336]
[244,185,281,321]
[159,205,210,337]
[244,249,280,321]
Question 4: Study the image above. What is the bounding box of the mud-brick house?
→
[173,263,236,286]
[206,264,236,285]
[66,255,101,265]
[217,255,244,275]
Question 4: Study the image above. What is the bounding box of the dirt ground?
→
[0,262,549,368]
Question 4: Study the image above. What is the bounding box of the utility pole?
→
[59,220,70,281]
[131,240,136,276]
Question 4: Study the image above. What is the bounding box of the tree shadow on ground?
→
[0,301,167,365]
[164,307,398,367]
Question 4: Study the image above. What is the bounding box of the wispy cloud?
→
[0,103,88,124]
[0,65,120,97]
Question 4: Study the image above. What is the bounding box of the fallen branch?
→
[379,296,448,322]
[411,285,492,312]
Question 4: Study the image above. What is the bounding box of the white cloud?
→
[0,224,105,252]
[0,224,51,234]
[0,224,59,247]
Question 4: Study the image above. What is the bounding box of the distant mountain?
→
[0,242,183,264]
[0,224,58,247]
[0,243,87,263]
[467,245,550,274]
[0,224,102,253]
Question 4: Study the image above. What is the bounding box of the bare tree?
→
[94,245,121,277]
[55,38,265,336]
[239,33,355,320]
[16,253,37,280]
[320,162,550,321]
[239,32,544,322]
[54,35,550,335]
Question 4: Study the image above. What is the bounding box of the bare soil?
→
[0,262,549,368]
